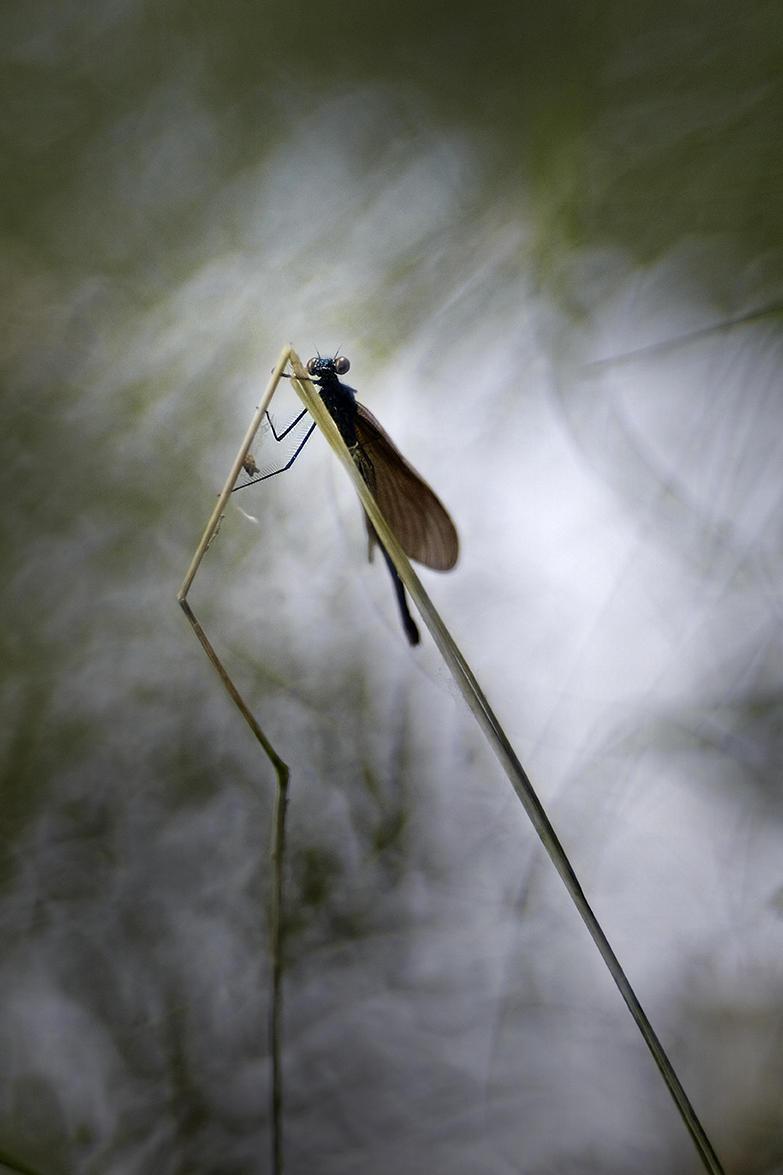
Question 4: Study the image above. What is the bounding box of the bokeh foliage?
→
[1,0,782,1171]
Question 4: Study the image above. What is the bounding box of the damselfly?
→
[235,355,459,645]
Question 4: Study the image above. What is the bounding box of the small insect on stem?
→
[235,355,459,645]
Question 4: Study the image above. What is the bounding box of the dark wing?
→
[352,402,459,571]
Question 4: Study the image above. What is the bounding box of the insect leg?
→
[266,407,309,441]
[232,419,317,492]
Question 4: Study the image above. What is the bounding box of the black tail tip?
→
[404,616,421,646]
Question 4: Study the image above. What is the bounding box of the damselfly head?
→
[306,355,350,378]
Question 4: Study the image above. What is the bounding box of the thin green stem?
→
[269,770,288,1175]
[177,351,294,1173]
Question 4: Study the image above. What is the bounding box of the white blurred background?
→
[1,2,783,1172]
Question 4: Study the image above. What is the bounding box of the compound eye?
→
[334,356,350,375]
[306,357,319,375]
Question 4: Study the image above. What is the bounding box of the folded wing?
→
[352,403,459,572]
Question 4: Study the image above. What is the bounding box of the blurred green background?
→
[2,0,783,1171]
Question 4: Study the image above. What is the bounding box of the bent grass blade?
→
[177,344,726,1175]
